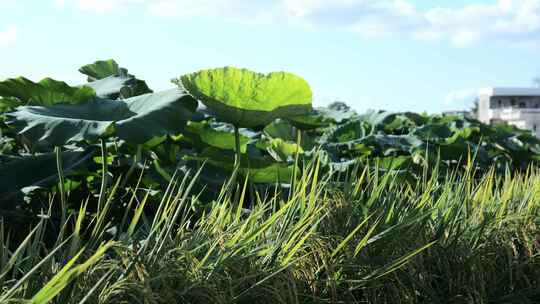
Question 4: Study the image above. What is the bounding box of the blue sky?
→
[1,0,540,113]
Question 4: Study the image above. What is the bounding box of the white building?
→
[478,87,540,138]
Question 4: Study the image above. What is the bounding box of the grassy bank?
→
[1,163,540,303]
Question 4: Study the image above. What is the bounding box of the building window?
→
[511,99,517,106]
[519,102,526,108]
[534,125,538,132]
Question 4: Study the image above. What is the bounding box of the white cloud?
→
[146,0,277,21]
[0,26,17,46]
[54,0,144,12]
[50,0,540,47]
[444,88,478,107]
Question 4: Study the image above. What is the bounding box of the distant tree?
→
[328,101,351,112]
[533,76,540,88]
[471,98,479,119]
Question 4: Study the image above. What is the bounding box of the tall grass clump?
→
[1,161,540,303]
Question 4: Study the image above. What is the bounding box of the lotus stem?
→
[97,139,109,211]
[121,144,142,188]
[232,125,243,204]
[234,125,241,168]
[291,128,302,194]
[55,146,67,230]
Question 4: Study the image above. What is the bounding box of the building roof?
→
[479,87,540,97]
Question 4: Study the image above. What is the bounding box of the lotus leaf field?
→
[1,60,540,303]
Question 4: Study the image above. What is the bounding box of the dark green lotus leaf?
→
[114,89,198,143]
[184,120,251,153]
[412,124,453,141]
[83,75,144,99]
[264,119,297,142]
[445,127,480,145]
[178,67,313,127]
[0,97,19,113]
[0,148,95,203]
[330,134,423,157]
[288,101,360,130]
[79,59,152,97]
[6,103,117,145]
[263,119,317,150]
[79,59,123,80]
[383,113,426,134]
[323,102,358,123]
[399,112,429,126]
[186,147,296,183]
[287,108,336,130]
[0,77,96,107]
[321,118,371,144]
[6,88,197,145]
[358,111,398,131]
[356,111,425,135]
[363,134,424,155]
[436,139,488,165]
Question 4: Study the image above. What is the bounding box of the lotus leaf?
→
[256,137,303,162]
[79,59,152,98]
[287,108,336,130]
[0,77,95,107]
[0,148,95,203]
[187,147,296,183]
[178,67,313,127]
[6,88,197,145]
[185,121,251,153]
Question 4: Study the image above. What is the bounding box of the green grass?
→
[1,162,540,303]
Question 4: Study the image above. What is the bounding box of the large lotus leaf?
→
[0,77,96,107]
[79,59,152,97]
[0,148,95,203]
[178,67,313,127]
[184,120,251,153]
[114,89,197,143]
[6,88,197,145]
